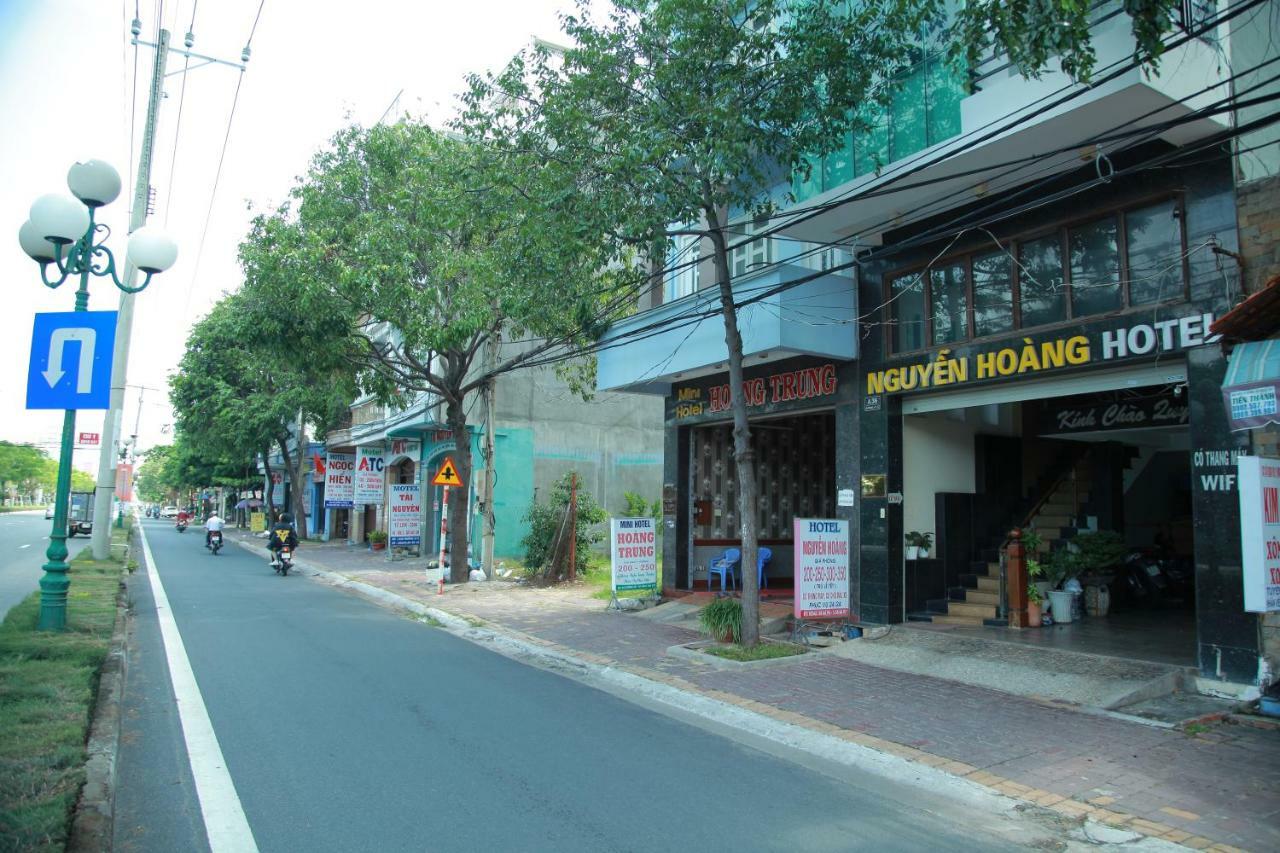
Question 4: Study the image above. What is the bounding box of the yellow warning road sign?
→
[431,456,463,487]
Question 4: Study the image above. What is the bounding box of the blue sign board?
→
[26,311,118,410]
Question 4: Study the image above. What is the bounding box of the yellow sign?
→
[431,457,463,487]
[250,511,266,533]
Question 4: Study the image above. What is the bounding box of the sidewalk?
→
[238,532,1279,852]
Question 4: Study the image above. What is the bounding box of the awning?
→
[1222,339,1280,430]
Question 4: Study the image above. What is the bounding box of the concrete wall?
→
[901,407,1020,539]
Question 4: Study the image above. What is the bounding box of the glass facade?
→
[929,264,967,345]
[795,53,967,203]
[892,272,927,353]
[1126,200,1182,305]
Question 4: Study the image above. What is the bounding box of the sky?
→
[0,0,572,474]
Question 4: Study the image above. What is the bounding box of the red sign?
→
[116,463,134,502]
[78,432,100,446]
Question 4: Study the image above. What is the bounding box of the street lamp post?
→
[18,159,177,631]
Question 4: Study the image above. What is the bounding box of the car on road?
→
[160,506,179,518]
[44,504,55,519]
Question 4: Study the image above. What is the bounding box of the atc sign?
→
[26,311,118,410]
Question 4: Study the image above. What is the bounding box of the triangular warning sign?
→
[431,456,463,487]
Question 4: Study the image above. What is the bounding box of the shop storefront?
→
[660,357,857,596]
[851,157,1264,687]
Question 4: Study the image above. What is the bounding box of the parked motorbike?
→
[272,546,293,576]
[1111,550,1192,609]
[207,530,223,556]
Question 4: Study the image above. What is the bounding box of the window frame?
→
[730,216,775,279]
[665,234,702,302]
[884,193,1188,355]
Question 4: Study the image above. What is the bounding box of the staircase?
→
[910,454,1093,627]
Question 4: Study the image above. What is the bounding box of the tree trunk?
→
[277,436,293,524]
[706,205,760,647]
[292,413,309,538]
[445,394,473,584]
[262,448,276,519]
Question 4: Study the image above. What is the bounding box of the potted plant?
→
[1027,557,1052,601]
[1044,548,1081,623]
[905,531,922,560]
[917,532,933,559]
[1020,528,1043,558]
[699,596,742,644]
[1026,583,1044,627]
[368,529,388,552]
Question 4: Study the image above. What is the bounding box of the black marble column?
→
[1187,346,1261,684]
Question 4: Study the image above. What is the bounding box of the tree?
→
[0,441,53,501]
[272,121,632,581]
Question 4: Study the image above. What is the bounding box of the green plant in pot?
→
[368,529,388,550]
[1044,547,1082,623]
[1020,528,1043,557]
[1026,583,1044,627]
[917,532,933,558]
[905,531,923,560]
[1070,531,1127,578]
[699,596,742,644]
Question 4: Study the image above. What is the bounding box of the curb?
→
[67,526,134,853]
[230,534,1236,851]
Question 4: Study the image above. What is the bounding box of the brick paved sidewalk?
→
[238,532,1279,852]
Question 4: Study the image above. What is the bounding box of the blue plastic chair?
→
[707,548,742,592]
[757,547,772,589]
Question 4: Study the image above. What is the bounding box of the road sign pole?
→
[39,232,92,631]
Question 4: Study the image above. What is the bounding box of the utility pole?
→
[481,323,499,579]
[90,22,247,558]
[90,25,167,559]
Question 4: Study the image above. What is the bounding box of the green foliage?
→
[622,491,660,520]
[1071,530,1128,571]
[1026,583,1044,605]
[0,441,57,500]
[705,641,805,661]
[699,596,743,643]
[1021,528,1043,555]
[1044,547,1083,588]
[521,472,608,575]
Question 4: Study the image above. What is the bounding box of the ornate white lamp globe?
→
[67,159,122,207]
[29,194,89,244]
[126,226,178,273]
[18,220,64,263]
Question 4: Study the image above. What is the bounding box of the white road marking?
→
[137,523,259,853]
[20,544,31,549]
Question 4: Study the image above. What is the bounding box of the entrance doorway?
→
[688,411,836,596]
[903,384,1196,666]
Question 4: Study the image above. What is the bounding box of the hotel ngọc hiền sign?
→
[864,313,1220,397]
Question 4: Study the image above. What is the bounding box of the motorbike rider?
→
[268,512,299,567]
[176,509,190,528]
[204,511,225,548]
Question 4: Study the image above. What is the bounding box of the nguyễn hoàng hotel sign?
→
[865,313,1219,395]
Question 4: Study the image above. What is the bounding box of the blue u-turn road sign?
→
[26,311,119,410]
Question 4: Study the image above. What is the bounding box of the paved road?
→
[0,510,55,620]
[116,518,1032,852]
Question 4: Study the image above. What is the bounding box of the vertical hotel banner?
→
[388,484,422,547]
[115,463,134,502]
[794,518,850,619]
[355,446,385,505]
[610,517,658,592]
[1238,456,1280,612]
[324,452,355,508]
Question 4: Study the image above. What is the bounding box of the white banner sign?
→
[794,518,850,620]
[389,483,422,547]
[1239,456,1280,612]
[324,452,355,508]
[610,517,658,592]
[355,446,385,505]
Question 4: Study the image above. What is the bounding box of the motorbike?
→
[272,546,293,576]
[175,520,188,533]
[207,530,223,556]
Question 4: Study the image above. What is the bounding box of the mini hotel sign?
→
[674,363,838,419]
[865,313,1219,395]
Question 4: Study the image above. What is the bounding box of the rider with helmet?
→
[268,512,299,567]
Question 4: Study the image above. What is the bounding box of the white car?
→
[45,504,55,519]
[160,506,179,518]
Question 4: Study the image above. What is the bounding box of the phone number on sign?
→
[802,565,848,583]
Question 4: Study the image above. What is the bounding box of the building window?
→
[929,263,967,345]
[666,234,701,301]
[1069,216,1122,317]
[1019,234,1067,327]
[730,216,774,279]
[972,250,1014,337]
[891,271,927,353]
[886,196,1186,354]
[1125,200,1182,305]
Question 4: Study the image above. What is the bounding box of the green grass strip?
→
[703,641,808,662]
[0,523,128,852]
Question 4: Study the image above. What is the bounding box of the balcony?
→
[596,263,857,394]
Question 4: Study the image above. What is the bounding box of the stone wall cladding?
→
[1236,173,1280,296]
